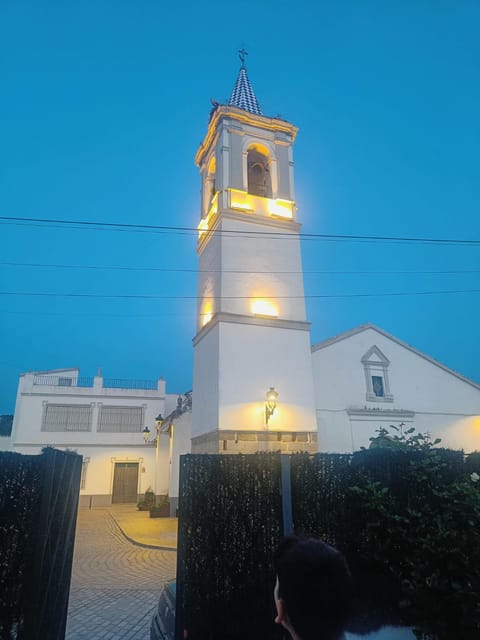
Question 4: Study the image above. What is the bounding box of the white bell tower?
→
[192,53,317,453]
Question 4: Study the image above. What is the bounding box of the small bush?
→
[137,487,155,511]
[351,426,480,640]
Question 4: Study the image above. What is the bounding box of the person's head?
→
[273,536,353,640]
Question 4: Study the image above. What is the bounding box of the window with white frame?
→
[42,404,93,432]
[361,345,394,402]
[97,405,144,433]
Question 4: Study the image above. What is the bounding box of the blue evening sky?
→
[1,1,479,413]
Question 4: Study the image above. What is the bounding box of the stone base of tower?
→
[191,429,318,454]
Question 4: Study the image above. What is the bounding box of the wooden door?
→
[112,462,139,503]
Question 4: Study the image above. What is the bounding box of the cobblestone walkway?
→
[66,509,176,640]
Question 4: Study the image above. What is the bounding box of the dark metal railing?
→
[32,375,158,390]
[76,377,95,387]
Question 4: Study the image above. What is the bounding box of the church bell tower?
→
[192,53,317,453]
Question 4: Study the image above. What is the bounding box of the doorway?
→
[112,462,139,503]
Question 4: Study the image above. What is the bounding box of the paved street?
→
[66,509,176,640]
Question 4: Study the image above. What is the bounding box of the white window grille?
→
[42,404,93,432]
[97,406,144,433]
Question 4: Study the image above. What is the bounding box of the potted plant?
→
[149,494,170,518]
[137,487,155,511]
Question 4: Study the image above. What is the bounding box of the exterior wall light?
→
[155,414,164,439]
[142,426,151,443]
[155,413,167,449]
[265,387,279,426]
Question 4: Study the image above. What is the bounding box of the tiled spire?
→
[228,49,262,116]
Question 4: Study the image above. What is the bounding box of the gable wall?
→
[312,328,480,452]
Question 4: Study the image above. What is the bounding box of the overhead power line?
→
[1,289,479,300]
[1,261,479,276]
[0,215,479,245]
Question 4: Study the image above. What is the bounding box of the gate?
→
[112,462,139,503]
[0,447,82,639]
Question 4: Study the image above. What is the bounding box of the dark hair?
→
[274,536,353,640]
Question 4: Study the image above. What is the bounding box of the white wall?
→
[193,317,317,436]
[10,442,170,503]
[217,321,317,432]
[192,324,220,438]
[312,327,480,452]
[219,216,307,322]
[12,373,167,448]
[11,371,175,502]
[196,230,222,332]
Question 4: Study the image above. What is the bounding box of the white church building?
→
[10,59,480,509]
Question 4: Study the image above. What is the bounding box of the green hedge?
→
[177,448,480,640]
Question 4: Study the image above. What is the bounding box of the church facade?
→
[190,58,480,457]
[9,59,480,509]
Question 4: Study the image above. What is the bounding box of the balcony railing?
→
[33,376,94,387]
[102,378,158,390]
[32,376,158,390]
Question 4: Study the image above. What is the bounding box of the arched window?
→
[247,147,272,198]
[203,156,216,214]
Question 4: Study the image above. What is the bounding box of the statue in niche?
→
[247,148,272,198]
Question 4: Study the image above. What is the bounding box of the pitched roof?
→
[311,323,480,391]
[228,64,262,115]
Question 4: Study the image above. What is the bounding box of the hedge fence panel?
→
[176,453,285,640]
[0,448,82,640]
[176,448,477,640]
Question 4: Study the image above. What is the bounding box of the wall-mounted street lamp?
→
[265,387,279,426]
[155,414,164,444]
[142,426,151,443]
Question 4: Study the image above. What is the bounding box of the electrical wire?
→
[1,289,479,300]
[1,261,479,275]
[1,215,479,245]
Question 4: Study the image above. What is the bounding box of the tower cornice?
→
[193,312,312,346]
[195,105,298,167]
[196,206,301,255]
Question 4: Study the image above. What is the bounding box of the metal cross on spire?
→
[238,48,248,66]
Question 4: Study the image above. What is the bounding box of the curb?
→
[107,511,177,552]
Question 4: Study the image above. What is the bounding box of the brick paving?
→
[66,509,176,640]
